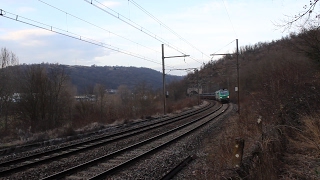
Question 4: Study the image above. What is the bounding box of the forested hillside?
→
[0,59,195,141]
[186,25,320,179]
[16,64,182,94]
[68,65,182,93]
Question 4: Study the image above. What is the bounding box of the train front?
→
[220,89,230,103]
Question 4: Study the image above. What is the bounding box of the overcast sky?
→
[0,0,306,76]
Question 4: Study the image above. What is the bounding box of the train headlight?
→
[227,96,229,98]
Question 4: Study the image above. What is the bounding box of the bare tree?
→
[290,26,320,63]
[47,64,74,128]
[18,64,73,132]
[277,1,320,64]
[94,83,107,122]
[0,47,19,132]
[279,0,320,30]
[117,85,133,118]
[0,47,19,68]
[133,82,155,117]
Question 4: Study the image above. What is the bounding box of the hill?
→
[186,28,320,179]
[18,64,183,94]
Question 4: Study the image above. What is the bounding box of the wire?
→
[38,0,160,54]
[85,0,190,57]
[0,9,177,68]
[211,39,236,56]
[222,0,237,38]
[129,0,211,59]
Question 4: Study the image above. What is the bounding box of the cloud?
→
[0,29,55,48]
[0,28,110,65]
[0,29,54,41]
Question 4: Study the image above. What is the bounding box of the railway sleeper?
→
[107,159,123,164]
[99,162,119,169]
[66,175,85,180]
[88,166,104,172]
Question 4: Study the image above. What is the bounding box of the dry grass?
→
[208,109,320,179]
[196,99,285,179]
[0,97,199,148]
[167,97,198,114]
[279,114,320,179]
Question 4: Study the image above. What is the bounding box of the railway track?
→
[44,103,229,180]
[0,101,223,179]
[160,155,194,180]
[0,102,212,156]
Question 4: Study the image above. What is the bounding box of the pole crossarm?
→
[209,39,240,115]
[164,55,190,59]
[167,67,197,71]
[210,53,233,56]
[162,44,190,115]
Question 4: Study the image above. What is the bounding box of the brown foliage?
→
[199,28,320,179]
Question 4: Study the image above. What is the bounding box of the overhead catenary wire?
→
[2,0,236,69]
[127,0,208,64]
[222,0,238,38]
[38,0,160,54]
[211,39,236,56]
[84,0,192,59]
[0,9,177,68]
[129,0,211,59]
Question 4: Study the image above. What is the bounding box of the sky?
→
[0,0,306,76]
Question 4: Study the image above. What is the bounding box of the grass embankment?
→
[0,97,199,149]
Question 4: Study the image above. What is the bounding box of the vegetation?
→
[65,65,181,94]
[2,25,320,178]
[187,24,320,178]
[0,58,197,144]
[1,2,319,177]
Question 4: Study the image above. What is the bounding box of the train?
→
[215,89,230,103]
[199,89,230,103]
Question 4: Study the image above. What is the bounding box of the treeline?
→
[0,52,196,140]
[62,65,182,93]
[191,25,320,178]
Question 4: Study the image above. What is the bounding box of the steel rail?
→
[42,104,228,179]
[0,102,215,177]
[161,155,194,180]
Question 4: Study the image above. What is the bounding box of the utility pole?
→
[162,44,165,115]
[162,44,189,115]
[210,39,240,115]
[236,39,240,114]
[196,69,200,105]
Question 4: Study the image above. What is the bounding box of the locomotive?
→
[215,89,230,103]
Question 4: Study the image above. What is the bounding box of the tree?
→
[46,64,74,128]
[0,47,19,132]
[280,0,319,30]
[278,1,320,64]
[18,64,73,132]
[94,83,107,122]
[133,81,155,117]
[117,85,133,118]
[290,26,320,63]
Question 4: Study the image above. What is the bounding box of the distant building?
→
[105,89,117,94]
[187,87,203,95]
[0,93,22,103]
[74,95,96,102]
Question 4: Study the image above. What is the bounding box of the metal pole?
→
[161,45,189,115]
[162,44,166,115]
[236,39,240,115]
[197,70,200,105]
